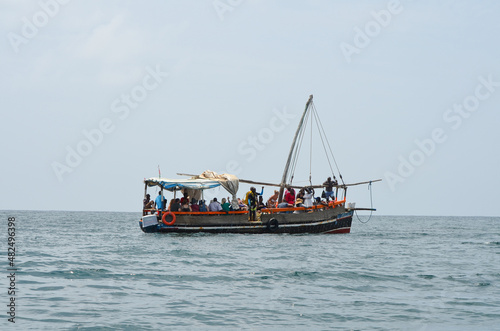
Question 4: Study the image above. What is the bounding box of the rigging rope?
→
[288,108,310,185]
[287,99,346,190]
[309,106,313,186]
[311,103,345,186]
[355,181,374,224]
[311,106,336,180]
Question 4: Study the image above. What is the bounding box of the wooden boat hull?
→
[139,208,353,234]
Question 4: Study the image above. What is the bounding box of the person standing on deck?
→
[244,186,264,206]
[246,187,261,221]
[155,192,166,211]
[323,177,337,202]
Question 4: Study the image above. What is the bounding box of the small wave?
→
[32,286,65,291]
[66,268,111,278]
[85,284,121,290]
[290,270,320,278]
[462,241,500,246]
[475,282,491,287]
[418,274,436,279]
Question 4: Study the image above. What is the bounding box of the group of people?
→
[143,192,231,213]
[268,176,338,209]
[143,177,339,220]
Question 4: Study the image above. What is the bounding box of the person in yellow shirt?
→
[245,186,263,221]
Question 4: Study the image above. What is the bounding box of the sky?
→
[1,0,499,216]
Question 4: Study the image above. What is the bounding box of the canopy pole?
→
[278,94,313,203]
[161,187,164,211]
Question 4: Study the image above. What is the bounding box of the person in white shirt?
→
[303,187,315,208]
[208,197,222,211]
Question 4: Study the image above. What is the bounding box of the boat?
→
[139,95,379,234]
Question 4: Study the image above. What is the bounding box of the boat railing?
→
[263,198,346,214]
[143,208,157,216]
[169,210,248,215]
[144,198,346,216]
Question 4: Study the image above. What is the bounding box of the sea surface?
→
[1,211,499,330]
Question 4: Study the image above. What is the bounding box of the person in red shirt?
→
[284,187,296,205]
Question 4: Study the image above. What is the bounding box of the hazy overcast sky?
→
[2,0,499,216]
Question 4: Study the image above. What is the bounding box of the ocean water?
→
[1,211,499,330]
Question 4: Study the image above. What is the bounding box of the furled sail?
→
[190,170,240,209]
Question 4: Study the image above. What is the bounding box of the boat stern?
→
[140,214,159,233]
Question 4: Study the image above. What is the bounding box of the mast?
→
[278,94,313,203]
